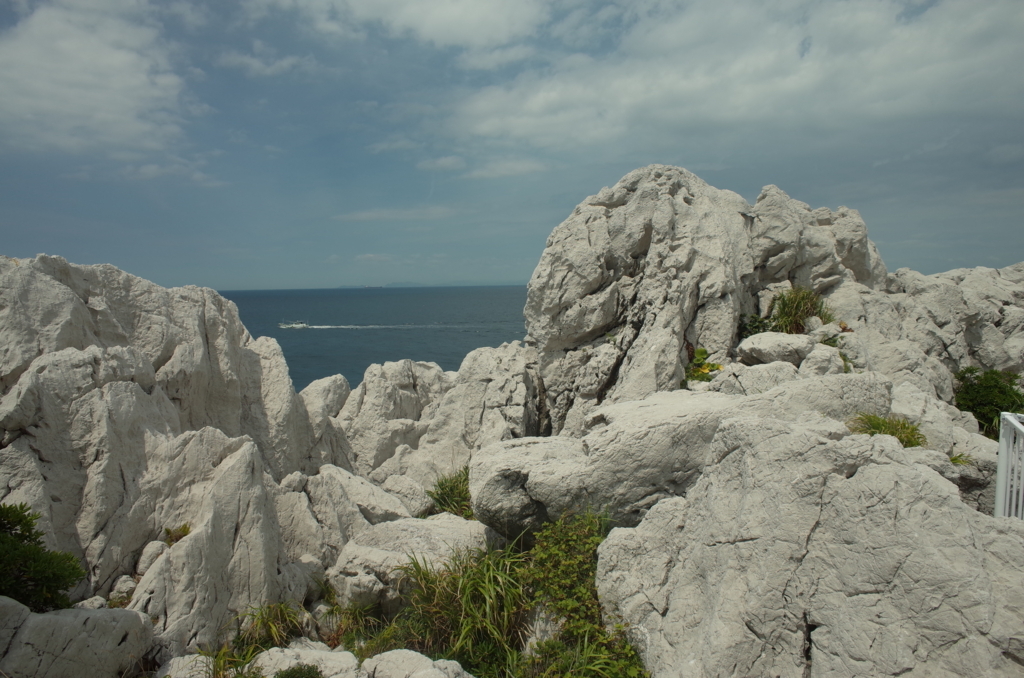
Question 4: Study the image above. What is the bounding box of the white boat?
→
[278,321,311,329]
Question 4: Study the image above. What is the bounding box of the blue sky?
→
[1,0,1022,290]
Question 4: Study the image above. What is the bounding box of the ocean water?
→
[220,286,528,391]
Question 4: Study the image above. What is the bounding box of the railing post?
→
[996,412,1024,519]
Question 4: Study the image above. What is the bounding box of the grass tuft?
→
[427,466,474,519]
[848,413,927,448]
[948,452,974,466]
[237,602,303,651]
[164,522,191,546]
[767,286,836,334]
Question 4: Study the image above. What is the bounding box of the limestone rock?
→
[472,372,893,538]
[361,649,475,678]
[708,361,801,395]
[136,541,168,576]
[338,360,452,476]
[736,332,817,366]
[154,655,209,678]
[596,417,1024,677]
[326,514,494,615]
[382,474,434,517]
[0,595,153,678]
[252,645,361,678]
[370,342,544,488]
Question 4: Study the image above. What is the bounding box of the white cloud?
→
[416,155,465,171]
[456,44,536,70]
[218,39,318,77]
[335,205,457,221]
[448,0,1024,150]
[368,137,421,153]
[0,0,186,153]
[464,158,546,179]
[243,0,548,49]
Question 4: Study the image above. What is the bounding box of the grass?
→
[315,511,647,678]
[274,666,324,678]
[848,413,927,448]
[198,643,264,678]
[164,522,191,546]
[954,367,1024,439]
[237,602,304,650]
[426,466,474,519]
[949,452,974,466]
[767,286,836,334]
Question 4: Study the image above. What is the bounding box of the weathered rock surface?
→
[596,416,1024,677]
[0,595,153,678]
[253,643,361,678]
[361,649,475,678]
[523,166,1024,433]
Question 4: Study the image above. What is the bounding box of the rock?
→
[136,541,168,576]
[326,514,494,615]
[111,575,138,598]
[708,361,801,395]
[596,417,1024,677]
[318,464,411,525]
[373,342,544,488]
[736,332,817,366]
[0,595,153,678]
[73,595,108,610]
[338,360,452,477]
[798,343,847,377]
[472,372,893,538]
[382,474,434,517]
[361,649,475,678]
[252,646,361,678]
[155,655,209,678]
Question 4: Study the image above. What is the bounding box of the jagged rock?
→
[472,372,893,538]
[136,541,168,576]
[382,474,434,517]
[369,342,544,488]
[72,595,107,609]
[0,595,152,678]
[736,332,817,366]
[597,416,1024,677]
[253,644,361,678]
[326,514,495,615]
[111,574,137,598]
[798,343,847,377]
[708,361,801,395]
[338,360,452,476]
[154,655,209,678]
[361,649,475,678]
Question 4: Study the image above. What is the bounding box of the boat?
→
[278,321,311,329]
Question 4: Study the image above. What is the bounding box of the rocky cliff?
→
[2,165,1024,677]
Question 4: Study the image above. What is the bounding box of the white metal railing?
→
[995,412,1024,519]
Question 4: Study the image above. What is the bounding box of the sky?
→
[1,0,1022,290]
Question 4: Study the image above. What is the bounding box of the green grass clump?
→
[427,466,474,519]
[198,643,264,678]
[949,452,974,466]
[164,522,191,545]
[237,602,304,651]
[275,665,323,678]
[954,367,1024,439]
[0,503,86,612]
[848,413,927,448]
[767,286,836,334]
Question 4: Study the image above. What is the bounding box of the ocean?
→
[220,286,528,391]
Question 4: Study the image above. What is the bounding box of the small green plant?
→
[949,452,974,466]
[199,643,265,678]
[738,313,776,339]
[848,413,927,448]
[838,351,853,374]
[427,466,474,519]
[320,602,389,654]
[107,592,131,608]
[819,336,840,348]
[164,522,191,546]
[237,602,304,651]
[768,286,836,334]
[0,503,86,612]
[685,347,722,383]
[275,665,323,678]
[954,367,1024,439]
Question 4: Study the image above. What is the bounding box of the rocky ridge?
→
[1,165,1023,677]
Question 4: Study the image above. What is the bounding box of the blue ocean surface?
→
[220,286,528,391]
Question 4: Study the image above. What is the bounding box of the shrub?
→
[954,367,1024,439]
[767,286,836,334]
[848,413,927,448]
[237,602,304,650]
[685,347,722,383]
[0,503,86,612]
[738,313,776,340]
[164,522,191,545]
[199,643,264,678]
[320,602,389,654]
[427,466,474,519]
[275,665,323,678]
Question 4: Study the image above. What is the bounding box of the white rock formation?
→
[522,166,1024,433]
[361,649,475,678]
[0,595,153,678]
[596,416,1024,677]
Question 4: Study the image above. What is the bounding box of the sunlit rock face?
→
[523,164,1023,434]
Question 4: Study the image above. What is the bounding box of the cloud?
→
[355,253,392,261]
[120,153,225,186]
[244,0,548,49]
[447,0,1024,150]
[368,137,421,153]
[416,156,465,171]
[335,205,457,221]
[218,40,318,77]
[464,158,546,179]
[0,0,186,153]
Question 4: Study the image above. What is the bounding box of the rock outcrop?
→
[523,165,1024,433]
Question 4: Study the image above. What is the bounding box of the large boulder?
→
[596,416,1024,677]
[0,595,153,678]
